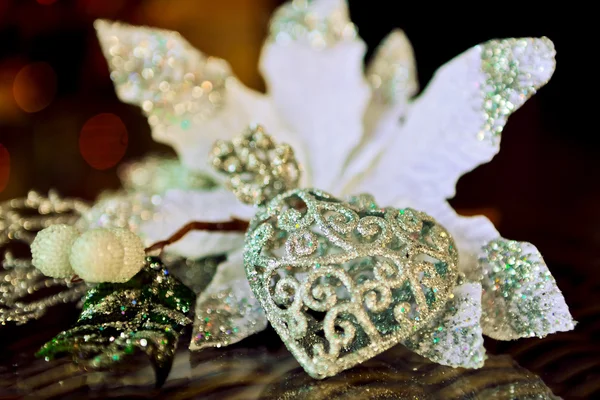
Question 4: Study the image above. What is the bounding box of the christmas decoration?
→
[0,0,575,392]
[87,0,573,376]
[214,126,470,378]
[37,257,195,387]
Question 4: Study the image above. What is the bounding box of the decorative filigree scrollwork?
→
[244,189,458,379]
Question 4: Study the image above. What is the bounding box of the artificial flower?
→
[89,0,574,368]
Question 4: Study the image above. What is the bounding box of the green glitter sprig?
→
[36,256,195,387]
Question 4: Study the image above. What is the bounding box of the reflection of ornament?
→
[37,257,195,387]
[10,332,562,397]
[213,127,462,378]
[261,346,559,400]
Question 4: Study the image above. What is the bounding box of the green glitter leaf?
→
[36,257,195,387]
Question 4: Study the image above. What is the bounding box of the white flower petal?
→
[259,0,370,189]
[95,19,283,175]
[352,37,555,206]
[139,189,254,259]
[169,79,294,175]
[403,282,485,369]
[190,249,268,351]
[479,239,575,340]
[337,30,417,194]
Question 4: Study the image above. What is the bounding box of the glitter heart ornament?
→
[245,191,458,378]
[213,127,459,379]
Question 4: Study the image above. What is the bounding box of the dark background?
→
[0,1,598,397]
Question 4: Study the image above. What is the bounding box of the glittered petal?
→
[352,37,555,205]
[403,282,485,369]
[94,20,285,175]
[259,0,370,189]
[139,189,255,259]
[479,239,575,340]
[190,250,268,351]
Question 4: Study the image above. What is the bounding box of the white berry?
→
[109,228,146,282]
[70,228,125,283]
[69,228,146,283]
[31,224,79,278]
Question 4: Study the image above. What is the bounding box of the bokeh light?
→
[12,62,57,113]
[0,145,10,193]
[0,59,25,123]
[79,113,128,170]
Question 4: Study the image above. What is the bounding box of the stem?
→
[144,218,250,255]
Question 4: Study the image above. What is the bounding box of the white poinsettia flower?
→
[92,0,574,368]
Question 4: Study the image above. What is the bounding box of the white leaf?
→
[363,29,418,137]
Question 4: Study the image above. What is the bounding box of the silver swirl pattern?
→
[244,188,458,379]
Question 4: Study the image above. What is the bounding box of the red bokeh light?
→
[79,113,128,170]
[0,145,10,193]
[12,62,57,113]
